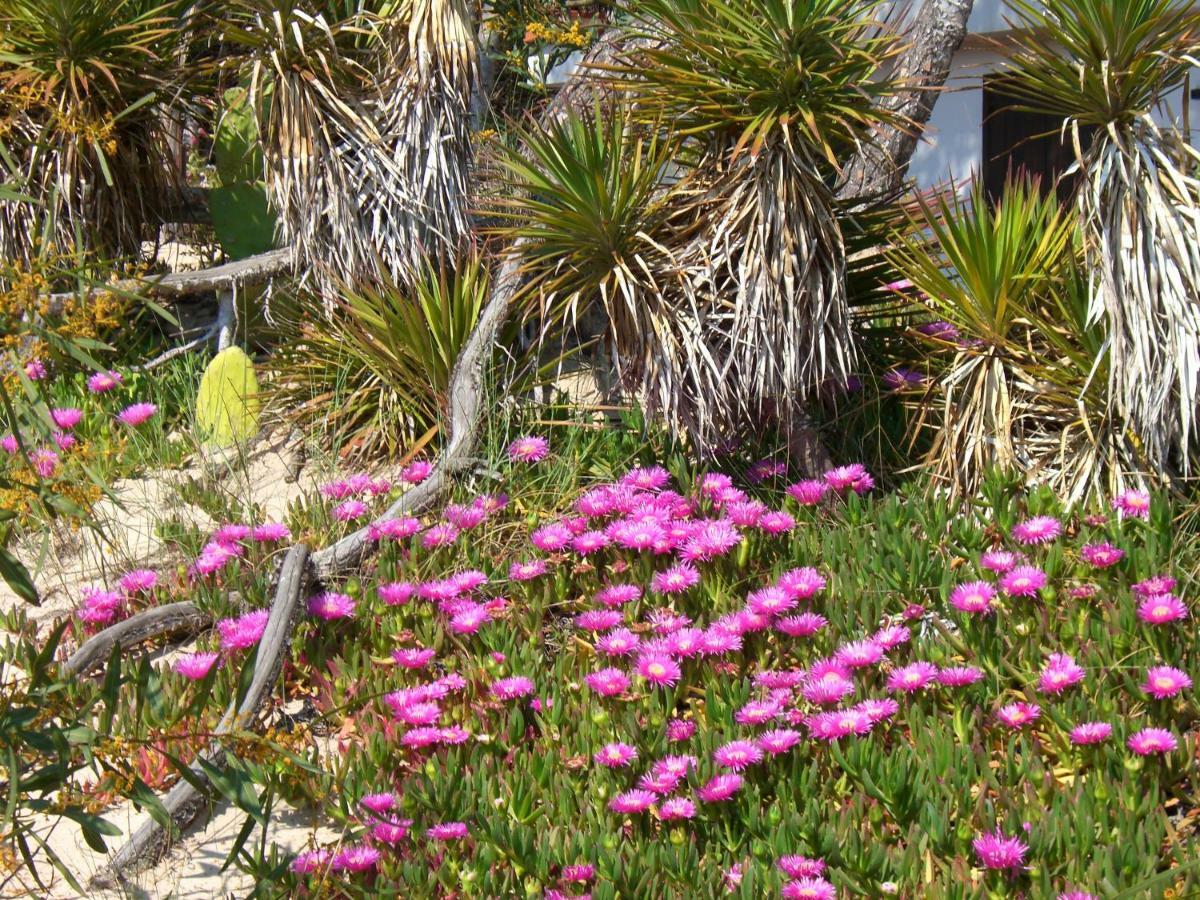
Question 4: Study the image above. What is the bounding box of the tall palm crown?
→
[1001,0,1200,475]
[0,0,190,263]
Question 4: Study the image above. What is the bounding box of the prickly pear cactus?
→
[211,87,276,259]
[197,347,261,449]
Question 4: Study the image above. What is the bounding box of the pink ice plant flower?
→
[1038,653,1085,695]
[173,652,219,680]
[490,676,535,701]
[608,789,656,814]
[1070,722,1113,745]
[938,666,985,687]
[24,359,46,380]
[1011,515,1062,545]
[1080,542,1124,568]
[332,844,383,871]
[218,609,270,651]
[308,592,355,620]
[333,500,367,521]
[1128,728,1177,755]
[696,773,743,802]
[713,740,763,771]
[781,878,837,900]
[49,407,82,430]
[1142,665,1192,699]
[973,829,1028,870]
[980,549,1020,574]
[594,743,637,768]
[585,668,630,697]
[950,581,996,614]
[636,653,682,686]
[508,435,549,462]
[290,849,331,874]
[651,562,700,594]
[787,479,828,506]
[116,402,157,426]
[392,647,437,669]
[996,702,1040,729]
[87,370,123,393]
[400,459,432,483]
[888,661,939,693]
[118,569,157,594]
[1112,489,1151,520]
[509,559,548,581]
[778,856,826,879]
[426,822,468,841]
[251,522,291,542]
[378,582,415,606]
[1000,565,1047,597]
[1137,594,1188,624]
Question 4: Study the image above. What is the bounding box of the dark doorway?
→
[982,76,1087,204]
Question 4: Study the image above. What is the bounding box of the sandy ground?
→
[0,433,338,899]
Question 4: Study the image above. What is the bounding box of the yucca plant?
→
[1000,0,1200,477]
[887,179,1078,496]
[223,0,476,299]
[0,0,192,265]
[607,0,901,448]
[269,253,488,460]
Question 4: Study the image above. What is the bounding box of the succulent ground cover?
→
[13,385,1196,898]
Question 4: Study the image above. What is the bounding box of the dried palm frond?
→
[1001,0,1200,475]
[886,179,1076,496]
[0,0,192,265]
[224,0,476,300]
[599,0,901,447]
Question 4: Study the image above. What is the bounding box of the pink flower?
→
[1137,594,1188,624]
[401,459,432,483]
[571,530,610,555]
[372,819,412,844]
[308,592,355,620]
[888,661,939,693]
[973,829,1028,870]
[1133,576,1176,598]
[0,435,16,454]
[330,844,380,873]
[24,359,46,380]
[1058,892,1098,900]
[426,822,468,841]
[1012,515,1062,545]
[87,370,123,393]
[1069,722,1112,745]
[1112,489,1151,520]
[679,519,742,560]
[937,666,985,687]
[713,740,763,771]
[1079,542,1124,568]
[808,709,873,740]
[49,407,82,430]
[735,698,783,725]
[531,522,573,552]
[392,647,436,669]
[1142,665,1192,699]
[251,522,291,542]
[823,464,872,494]
[333,500,367,521]
[118,569,157,594]
[855,698,900,724]
[509,559,548,581]
[173,652,219,680]
[758,729,803,755]
[449,604,490,634]
[421,523,460,549]
[371,517,423,540]
[608,789,655,814]
[656,796,695,820]
[1127,728,1177,755]
[836,640,883,669]
[508,435,549,462]
[777,567,826,600]
[218,609,270,651]
[777,612,827,637]
[360,792,397,814]
[290,849,330,874]
[787,480,828,506]
[651,563,700,594]
[778,856,826,878]
[597,628,641,656]
[802,672,854,705]
[636,653,682,687]
[621,465,671,491]
[758,510,795,534]
[1038,652,1085,694]
[667,718,696,742]
[562,864,596,884]
[1000,565,1047,597]
[950,581,996,614]
[995,702,1040,729]
[980,550,1019,574]
[595,584,641,607]
[491,676,535,701]
[379,582,415,606]
[52,431,76,450]
[696,773,743,802]
[585,668,630,697]
[576,610,623,632]
[444,503,486,529]
[594,743,637,767]
[781,878,836,900]
[116,402,157,426]
[31,447,58,478]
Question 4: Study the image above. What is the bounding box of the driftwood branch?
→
[309,248,524,581]
[91,545,310,887]
[62,603,212,678]
[45,247,293,313]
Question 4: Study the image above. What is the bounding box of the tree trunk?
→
[837,0,975,200]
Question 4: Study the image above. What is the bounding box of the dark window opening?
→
[982,76,1090,205]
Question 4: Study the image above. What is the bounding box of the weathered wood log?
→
[309,247,525,581]
[44,247,293,314]
[90,544,310,886]
[62,603,212,678]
